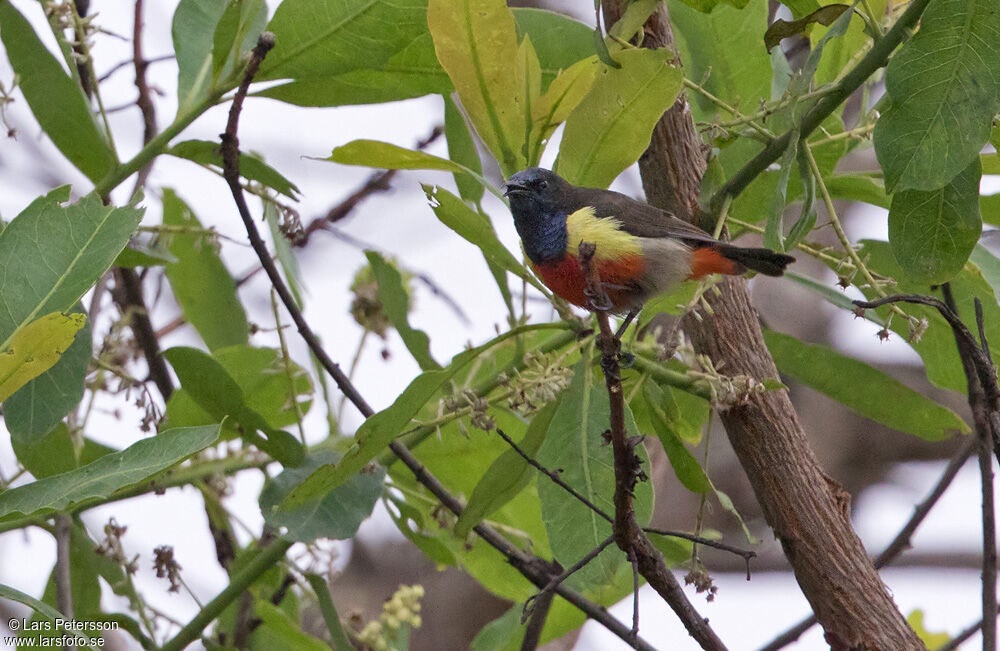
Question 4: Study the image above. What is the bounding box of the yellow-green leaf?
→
[555,48,682,188]
[0,312,86,402]
[428,0,526,175]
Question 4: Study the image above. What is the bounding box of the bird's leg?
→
[615,310,638,340]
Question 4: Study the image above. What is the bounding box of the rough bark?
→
[601,3,923,648]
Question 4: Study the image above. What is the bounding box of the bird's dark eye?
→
[537,179,548,190]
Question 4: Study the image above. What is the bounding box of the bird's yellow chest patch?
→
[564,206,642,260]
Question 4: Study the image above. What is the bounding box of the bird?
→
[504,167,794,318]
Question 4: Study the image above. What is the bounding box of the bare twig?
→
[580,242,727,651]
[522,537,613,623]
[935,606,1000,651]
[131,0,157,192]
[220,35,655,651]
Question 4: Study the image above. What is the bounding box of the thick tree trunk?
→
[601,3,924,648]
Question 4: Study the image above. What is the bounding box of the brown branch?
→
[759,435,978,651]
[220,36,655,651]
[112,267,173,400]
[131,0,157,192]
[603,2,925,647]
[580,243,728,651]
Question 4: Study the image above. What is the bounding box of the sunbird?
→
[504,168,794,315]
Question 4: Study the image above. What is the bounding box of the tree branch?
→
[603,1,925,647]
[759,435,978,651]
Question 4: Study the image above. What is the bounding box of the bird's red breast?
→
[532,252,646,310]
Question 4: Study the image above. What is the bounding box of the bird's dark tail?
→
[715,244,795,277]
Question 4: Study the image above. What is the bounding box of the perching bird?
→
[504,168,794,314]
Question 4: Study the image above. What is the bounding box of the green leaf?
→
[428,0,527,174]
[10,423,77,479]
[304,574,355,651]
[211,0,267,85]
[0,425,220,519]
[280,325,562,507]
[764,4,850,52]
[811,0,885,87]
[824,173,889,209]
[675,0,752,11]
[114,242,178,268]
[0,312,85,402]
[0,585,101,651]
[536,352,652,591]
[763,134,798,251]
[971,245,1000,297]
[527,56,600,166]
[162,189,249,350]
[422,185,543,291]
[555,48,682,188]
[260,0,427,81]
[167,140,300,200]
[172,0,230,113]
[512,9,594,90]
[873,0,1000,192]
[255,30,451,106]
[365,251,439,371]
[163,347,304,466]
[0,3,116,183]
[385,494,457,566]
[455,403,556,538]
[471,606,525,651]
[669,0,771,125]
[640,381,711,493]
[888,160,982,285]
[250,600,329,651]
[0,189,143,353]
[260,450,385,543]
[764,329,969,440]
[444,95,485,203]
[213,344,313,429]
[328,139,470,176]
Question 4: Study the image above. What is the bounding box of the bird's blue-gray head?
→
[504,168,572,263]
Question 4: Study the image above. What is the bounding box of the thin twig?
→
[112,268,174,400]
[131,0,157,193]
[974,298,998,651]
[220,35,654,651]
[935,605,1000,651]
[522,537,614,623]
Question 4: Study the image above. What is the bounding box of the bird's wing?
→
[571,187,718,245]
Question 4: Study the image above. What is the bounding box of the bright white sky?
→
[0,1,993,649]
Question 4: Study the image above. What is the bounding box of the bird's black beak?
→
[503,181,527,197]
